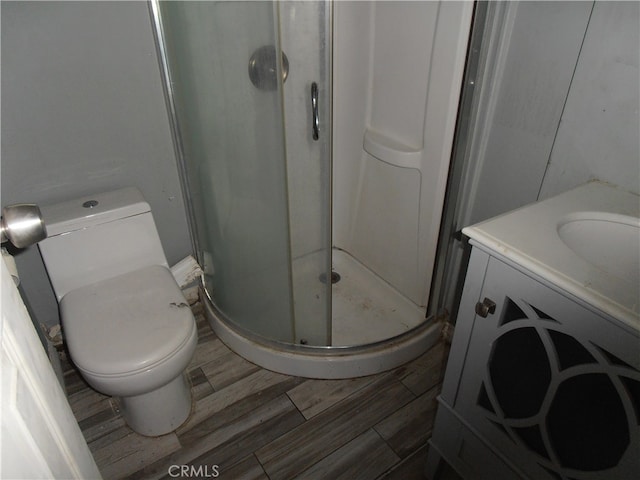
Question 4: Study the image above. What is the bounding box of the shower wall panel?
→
[350,155,422,302]
[333,1,473,306]
[368,2,438,151]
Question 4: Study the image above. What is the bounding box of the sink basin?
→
[558,212,640,284]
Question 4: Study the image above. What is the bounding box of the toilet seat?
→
[60,265,196,377]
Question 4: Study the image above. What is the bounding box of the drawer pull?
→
[475,298,496,318]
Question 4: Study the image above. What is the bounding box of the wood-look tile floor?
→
[61,303,458,480]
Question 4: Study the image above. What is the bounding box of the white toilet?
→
[38,187,197,436]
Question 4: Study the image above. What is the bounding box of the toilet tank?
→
[38,188,169,301]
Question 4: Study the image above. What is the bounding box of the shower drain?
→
[319,271,341,284]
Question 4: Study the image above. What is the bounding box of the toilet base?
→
[119,374,192,436]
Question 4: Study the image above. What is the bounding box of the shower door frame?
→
[148,0,200,261]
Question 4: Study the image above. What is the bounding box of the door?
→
[1,257,101,479]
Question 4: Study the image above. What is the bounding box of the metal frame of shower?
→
[148,0,201,262]
[428,0,507,324]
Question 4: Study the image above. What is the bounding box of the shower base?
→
[331,249,426,346]
[204,249,440,379]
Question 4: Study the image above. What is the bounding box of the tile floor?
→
[62,303,460,480]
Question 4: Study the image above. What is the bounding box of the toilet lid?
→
[60,265,196,377]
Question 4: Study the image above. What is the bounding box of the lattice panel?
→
[476,297,640,478]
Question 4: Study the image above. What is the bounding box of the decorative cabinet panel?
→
[426,247,640,480]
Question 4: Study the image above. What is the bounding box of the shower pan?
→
[150,0,473,378]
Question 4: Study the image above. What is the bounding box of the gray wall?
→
[539,1,639,198]
[1,1,192,327]
[466,1,639,227]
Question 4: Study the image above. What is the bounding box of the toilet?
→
[38,187,197,436]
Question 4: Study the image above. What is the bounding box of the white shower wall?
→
[333,1,473,306]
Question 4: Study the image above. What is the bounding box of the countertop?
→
[463,181,640,329]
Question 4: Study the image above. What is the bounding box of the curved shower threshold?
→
[203,296,442,379]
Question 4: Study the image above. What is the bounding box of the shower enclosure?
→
[151,1,473,378]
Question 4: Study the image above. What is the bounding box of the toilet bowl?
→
[38,188,197,436]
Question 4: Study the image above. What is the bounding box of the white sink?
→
[558,212,640,284]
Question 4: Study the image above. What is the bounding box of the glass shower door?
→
[279,1,332,346]
[153,1,332,345]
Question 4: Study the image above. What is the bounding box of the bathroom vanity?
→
[425,181,640,479]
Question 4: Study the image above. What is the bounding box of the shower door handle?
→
[311,82,319,141]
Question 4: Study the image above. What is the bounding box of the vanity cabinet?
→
[426,245,640,480]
